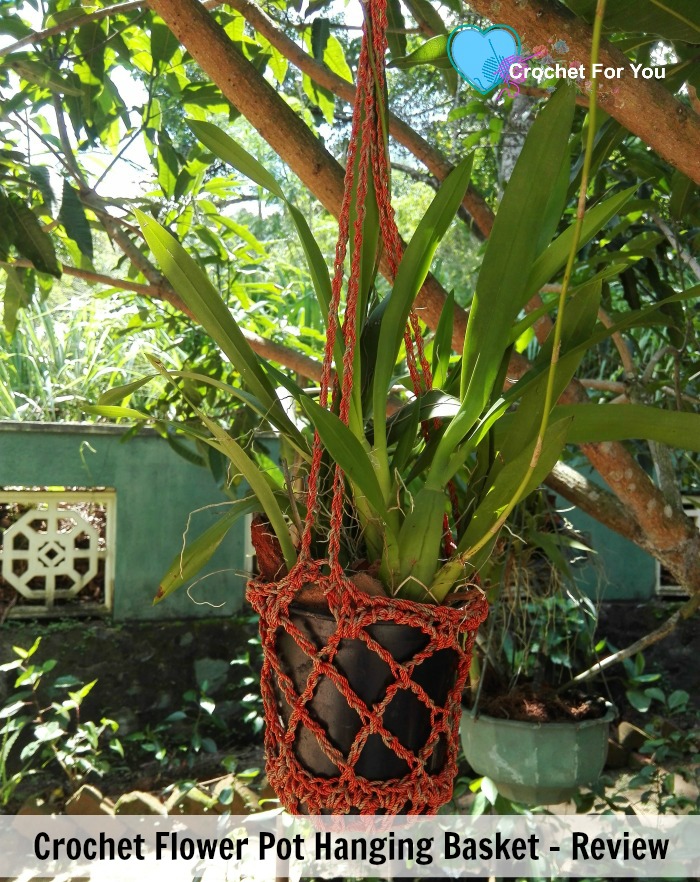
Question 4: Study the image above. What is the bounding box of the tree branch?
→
[561,592,700,691]
[546,460,645,547]
[1,258,325,382]
[468,0,700,184]
[224,0,495,238]
[651,213,700,282]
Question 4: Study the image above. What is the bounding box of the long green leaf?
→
[497,280,602,469]
[84,404,150,420]
[299,395,390,522]
[526,185,636,297]
[388,35,450,69]
[430,86,576,481]
[432,289,454,388]
[150,357,297,568]
[372,153,473,418]
[156,497,262,604]
[397,487,446,601]
[134,210,295,438]
[151,366,309,458]
[557,404,700,451]
[58,180,93,261]
[97,375,157,406]
[187,120,284,198]
[430,417,572,601]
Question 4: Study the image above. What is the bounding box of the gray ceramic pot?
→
[461,703,616,804]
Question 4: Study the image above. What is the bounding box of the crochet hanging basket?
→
[244,0,488,816]
[247,563,488,815]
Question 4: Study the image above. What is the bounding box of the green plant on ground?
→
[0,638,120,808]
[125,684,225,770]
[470,489,600,695]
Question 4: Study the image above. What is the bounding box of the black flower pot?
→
[247,571,488,815]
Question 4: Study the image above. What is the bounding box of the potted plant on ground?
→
[461,491,615,805]
[95,0,694,815]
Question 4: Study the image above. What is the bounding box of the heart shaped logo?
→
[447,25,521,95]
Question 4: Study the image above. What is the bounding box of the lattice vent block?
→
[0,489,115,617]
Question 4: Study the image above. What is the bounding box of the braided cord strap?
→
[246,0,488,815]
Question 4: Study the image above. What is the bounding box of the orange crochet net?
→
[247,567,487,814]
[246,0,487,815]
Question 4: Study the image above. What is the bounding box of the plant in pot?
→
[95,0,684,816]
[461,490,615,806]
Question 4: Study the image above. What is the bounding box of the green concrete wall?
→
[556,472,657,601]
[0,422,248,621]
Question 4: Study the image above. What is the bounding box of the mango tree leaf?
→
[323,34,352,82]
[3,267,29,335]
[157,131,179,197]
[7,193,61,278]
[58,180,93,260]
[404,0,446,34]
[5,55,84,95]
[386,0,407,59]
[150,20,180,67]
[388,34,450,70]
[75,20,106,80]
[28,166,55,212]
[311,17,331,61]
[669,171,694,221]
[302,74,335,124]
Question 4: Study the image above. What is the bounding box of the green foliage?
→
[118,79,700,605]
[0,298,179,421]
[0,639,120,808]
[0,0,698,607]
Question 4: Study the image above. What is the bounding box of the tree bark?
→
[468,0,700,185]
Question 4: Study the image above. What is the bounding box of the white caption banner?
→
[0,813,697,879]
